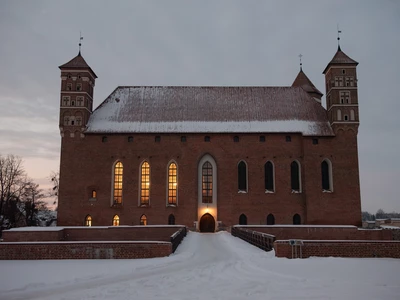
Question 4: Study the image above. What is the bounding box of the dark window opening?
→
[181,136,186,142]
[259,136,266,142]
[293,214,301,225]
[102,136,107,142]
[155,136,161,142]
[321,161,330,190]
[344,115,349,121]
[239,214,247,225]
[76,84,82,91]
[238,161,247,191]
[233,136,239,142]
[168,214,175,225]
[266,214,275,225]
[128,136,133,142]
[312,138,319,145]
[264,161,274,191]
[204,136,210,142]
[286,136,291,142]
[291,161,300,191]
[342,69,346,74]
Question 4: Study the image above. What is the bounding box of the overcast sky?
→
[0,0,399,213]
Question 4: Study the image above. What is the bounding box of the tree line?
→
[362,209,400,221]
[0,154,58,236]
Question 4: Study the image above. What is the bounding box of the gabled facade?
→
[57,45,362,231]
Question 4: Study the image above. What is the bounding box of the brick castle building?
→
[57,43,361,231]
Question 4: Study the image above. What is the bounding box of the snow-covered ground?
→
[0,232,399,300]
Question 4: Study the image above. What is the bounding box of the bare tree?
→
[0,154,29,231]
[21,182,45,226]
[49,170,59,209]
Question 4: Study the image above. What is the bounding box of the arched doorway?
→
[200,213,215,232]
[239,214,247,225]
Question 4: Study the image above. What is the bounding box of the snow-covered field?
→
[0,232,399,300]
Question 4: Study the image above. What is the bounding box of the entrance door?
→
[199,213,215,232]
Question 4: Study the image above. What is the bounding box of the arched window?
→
[202,162,213,203]
[350,109,355,121]
[266,214,275,225]
[140,214,147,225]
[264,161,274,192]
[238,161,247,192]
[91,190,97,198]
[85,215,92,226]
[337,109,342,121]
[293,214,301,225]
[168,214,175,225]
[290,161,301,192]
[113,162,123,204]
[140,161,150,205]
[168,162,178,205]
[112,215,120,226]
[321,159,333,191]
[239,214,247,225]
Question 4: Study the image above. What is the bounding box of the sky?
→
[0,0,399,213]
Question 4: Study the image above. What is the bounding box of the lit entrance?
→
[199,213,215,232]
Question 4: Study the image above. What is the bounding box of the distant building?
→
[57,43,361,231]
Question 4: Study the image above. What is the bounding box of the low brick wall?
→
[0,241,172,260]
[233,225,393,240]
[274,240,400,259]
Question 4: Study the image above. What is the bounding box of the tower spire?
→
[298,54,303,71]
[78,31,83,55]
[337,24,342,51]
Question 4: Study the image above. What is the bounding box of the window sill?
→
[265,190,275,194]
[291,190,302,194]
[139,204,150,208]
[167,204,177,208]
[111,203,123,208]
[322,189,333,193]
[238,190,247,194]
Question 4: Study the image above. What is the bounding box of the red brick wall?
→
[57,131,362,228]
[0,242,171,260]
[274,240,400,258]
[233,226,393,240]
[2,229,64,242]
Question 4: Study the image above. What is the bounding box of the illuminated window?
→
[91,190,97,198]
[168,214,175,225]
[168,162,177,205]
[264,161,274,192]
[113,215,120,226]
[85,215,92,226]
[321,159,333,191]
[113,162,123,204]
[202,162,213,203]
[140,214,147,225]
[140,161,150,205]
[238,161,247,192]
[290,161,301,192]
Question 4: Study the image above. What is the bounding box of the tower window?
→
[64,116,70,126]
[286,136,291,142]
[342,69,346,75]
[113,162,123,204]
[102,136,107,142]
[76,96,84,106]
[204,136,210,142]
[344,115,349,121]
[350,110,355,121]
[168,162,178,205]
[259,136,265,142]
[181,136,186,142]
[128,136,133,142]
[140,214,147,225]
[71,120,75,125]
[112,215,120,226]
[238,161,247,192]
[71,100,75,106]
[85,215,92,226]
[233,136,239,142]
[290,161,301,192]
[202,162,213,203]
[321,159,333,191]
[67,83,72,90]
[62,96,70,106]
[155,136,161,142]
[78,75,81,79]
[140,161,150,205]
[264,161,274,192]
[76,83,82,91]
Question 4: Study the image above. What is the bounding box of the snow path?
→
[1,232,399,300]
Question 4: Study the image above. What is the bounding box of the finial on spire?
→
[299,54,303,71]
[337,24,342,51]
[78,31,83,55]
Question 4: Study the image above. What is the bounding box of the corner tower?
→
[58,51,97,138]
[323,45,359,134]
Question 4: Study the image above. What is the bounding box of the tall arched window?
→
[337,109,342,121]
[321,159,333,191]
[167,162,178,205]
[290,161,301,192]
[140,214,147,225]
[85,215,92,226]
[140,161,150,205]
[293,214,301,225]
[113,162,123,204]
[168,214,175,225]
[239,214,247,225]
[202,162,213,203]
[264,161,274,192]
[112,215,120,226]
[350,109,355,121]
[238,161,247,192]
[266,214,275,225]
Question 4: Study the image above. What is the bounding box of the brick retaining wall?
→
[274,240,400,258]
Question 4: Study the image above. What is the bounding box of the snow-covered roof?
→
[86,86,334,136]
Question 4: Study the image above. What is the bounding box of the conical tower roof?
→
[292,69,323,97]
[59,52,97,78]
[323,46,358,74]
